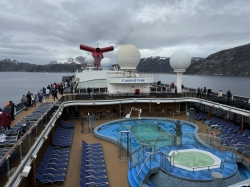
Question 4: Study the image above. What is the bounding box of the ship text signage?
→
[121,79,145,83]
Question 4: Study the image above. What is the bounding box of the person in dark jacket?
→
[0,108,12,130]
[9,101,15,120]
[26,91,32,107]
[53,89,58,101]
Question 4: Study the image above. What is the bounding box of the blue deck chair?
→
[82,147,103,154]
[82,140,101,146]
[231,136,248,146]
[44,154,69,163]
[82,145,102,151]
[82,151,103,157]
[81,168,107,178]
[38,166,66,176]
[239,129,250,137]
[81,164,106,172]
[36,171,65,186]
[82,157,105,164]
[234,139,250,153]
[45,151,69,158]
[40,161,67,171]
[82,159,105,166]
[46,148,70,155]
[53,138,72,147]
[83,154,104,159]
[42,157,68,167]
[48,145,71,151]
[80,179,109,187]
[81,174,108,184]
[81,162,106,169]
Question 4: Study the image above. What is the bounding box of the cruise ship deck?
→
[1,87,250,187]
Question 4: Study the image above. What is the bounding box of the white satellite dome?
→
[116,44,141,70]
[85,55,94,65]
[100,57,112,70]
[170,50,191,72]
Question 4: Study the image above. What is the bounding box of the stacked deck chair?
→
[52,126,74,148]
[61,120,76,129]
[36,145,71,186]
[80,140,109,187]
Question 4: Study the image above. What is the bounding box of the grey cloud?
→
[0,0,250,64]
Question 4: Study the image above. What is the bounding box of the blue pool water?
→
[98,119,195,151]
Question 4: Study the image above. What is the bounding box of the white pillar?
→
[176,72,183,93]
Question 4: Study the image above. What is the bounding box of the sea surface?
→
[0,72,73,108]
[154,74,250,97]
[0,72,249,109]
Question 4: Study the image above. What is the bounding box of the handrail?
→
[137,153,152,177]
[0,103,55,165]
[131,145,144,154]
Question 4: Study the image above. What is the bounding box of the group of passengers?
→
[0,101,15,131]
[197,87,233,99]
[197,87,213,98]
[21,91,36,110]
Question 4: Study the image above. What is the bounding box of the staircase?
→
[127,155,160,187]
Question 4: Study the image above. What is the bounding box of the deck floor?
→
[7,93,244,187]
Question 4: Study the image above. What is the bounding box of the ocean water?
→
[0,72,249,109]
[154,74,250,97]
[0,72,73,108]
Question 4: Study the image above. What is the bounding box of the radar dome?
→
[100,57,112,70]
[85,56,94,65]
[116,44,141,70]
[170,50,191,72]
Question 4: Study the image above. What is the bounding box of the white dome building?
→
[116,44,141,70]
[170,50,191,93]
[100,57,112,70]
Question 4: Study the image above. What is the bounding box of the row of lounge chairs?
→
[36,120,76,186]
[207,116,250,159]
[36,145,70,186]
[194,112,208,121]
[80,140,109,187]
[0,103,53,174]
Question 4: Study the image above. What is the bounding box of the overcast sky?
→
[0,0,250,64]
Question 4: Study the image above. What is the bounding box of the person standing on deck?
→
[26,91,32,107]
[218,90,223,97]
[203,87,207,96]
[21,95,28,110]
[197,87,201,98]
[9,101,15,120]
[53,89,58,101]
[87,87,92,98]
[227,89,232,99]
[3,103,11,116]
[45,88,50,99]
[31,93,36,107]
[0,108,13,131]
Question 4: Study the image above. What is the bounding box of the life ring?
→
[210,131,216,138]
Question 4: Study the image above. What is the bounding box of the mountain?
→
[0,59,81,72]
[137,56,203,73]
[1,43,250,75]
[185,43,250,76]
[49,56,85,64]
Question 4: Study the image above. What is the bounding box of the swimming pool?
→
[94,118,239,185]
[96,118,195,151]
[168,149,221,171]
